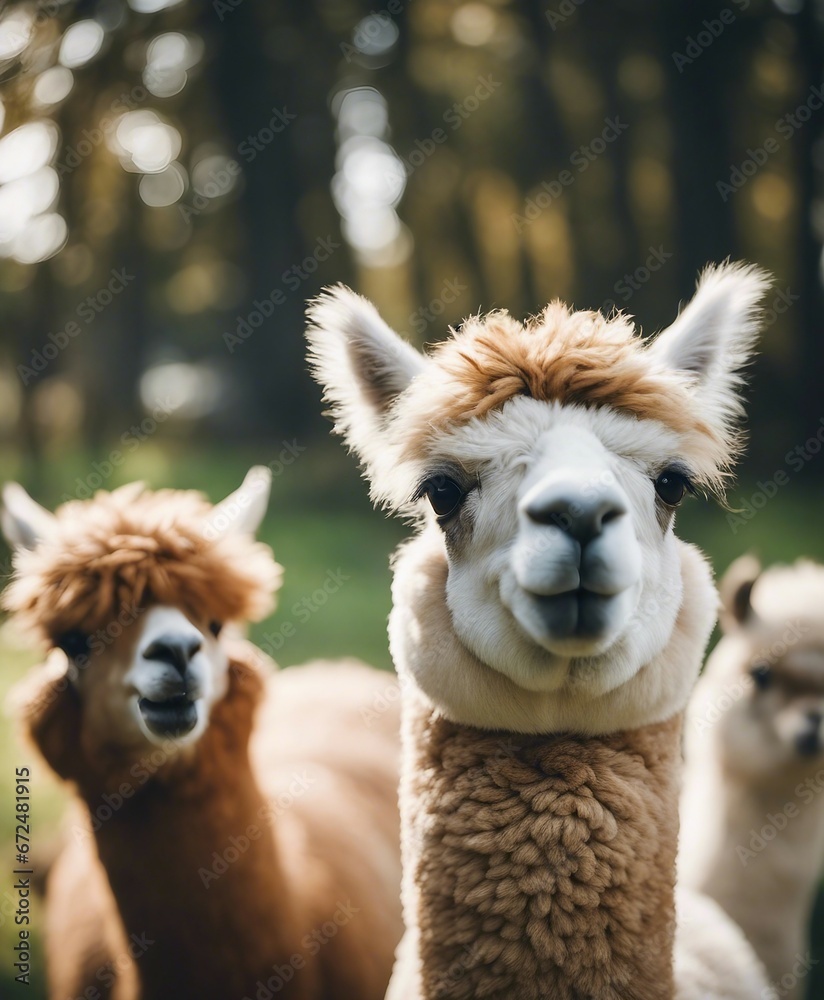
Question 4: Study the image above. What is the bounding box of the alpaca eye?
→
[425,477,466,519]
[654,469,691,507]
[55,630,90,660]
[209,621,223,637]
[750,662,772,690]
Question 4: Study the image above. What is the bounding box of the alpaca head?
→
[2,468,280,767]
[705,556,824,778]
[309,263,769,732]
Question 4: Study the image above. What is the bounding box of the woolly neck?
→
[386,532,713,999]
[396,690,681,1000]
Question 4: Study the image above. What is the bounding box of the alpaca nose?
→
[796,711,823,757]
[142,633,202,675]
[521,479,628,544]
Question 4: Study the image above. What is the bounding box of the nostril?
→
[523,487,627,543]
[523,500,573,529]
[600,506,624,527]
[797,719,822,756]
[143,634,202,675]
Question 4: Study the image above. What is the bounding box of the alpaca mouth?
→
[795,730,822,758]
[529,588,619,639]
[138,695,198,738]
[510,584,634,653]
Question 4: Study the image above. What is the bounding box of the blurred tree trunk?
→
[795,0,824,463]
[663,0,737,292]
[205,0,342,441]
[522,0,582,309]
[14,266,50,491]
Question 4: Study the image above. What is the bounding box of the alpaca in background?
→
[308,263,771,999]
[680,556,824,1000]
[2,469,403,1000]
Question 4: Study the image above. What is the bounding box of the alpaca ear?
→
[647,262,771,449]
[212,466,271,537]
[1,483,57,551]
[306,285,428,462]
[718,554,762,631]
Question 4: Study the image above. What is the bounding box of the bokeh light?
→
[32,67,75,108]
[139,161,187,206]
[58,20,105,70]
[0,122,59,184]
[139,361,224,419]
[351,14,399,59]
[451,4,498,46]
[127,0,186,13]
[110,110,182,173]
[144,31,203,98]
[332,88,411,266]
[11,212,68,264]
[0,167,60,243]
[0,7,34,61]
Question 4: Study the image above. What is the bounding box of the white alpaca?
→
[2,469,403,1000]
[680,556,824,1000]
[308,264,770,999]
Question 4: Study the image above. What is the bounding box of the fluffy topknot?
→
[3,483,282,645]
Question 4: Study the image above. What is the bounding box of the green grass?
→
[0,639,54,997]
[679,488,824,572]
[0,442,822,996]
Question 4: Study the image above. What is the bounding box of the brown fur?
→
[5,483,403,1000]
[397,305,715,466]
[398,687,681,1000]
[2,483,280,643]
[18,643,403,1000]
[41,817,137,1000]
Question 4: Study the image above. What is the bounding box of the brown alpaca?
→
[308,264,772,999]
[2,469,403,1000]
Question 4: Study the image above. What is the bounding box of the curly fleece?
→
[404,304,706,443]
[2,483,281,643]
[401,690,682,1000]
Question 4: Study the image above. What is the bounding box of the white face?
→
[125,606,228,747]
[423,398,688,697]
[72,605,230,754]
[307,263,769,729]
[710,632,824,778]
